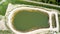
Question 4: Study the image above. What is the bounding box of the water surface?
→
[12,10,49,32]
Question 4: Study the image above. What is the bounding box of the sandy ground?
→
[0,15,7,30]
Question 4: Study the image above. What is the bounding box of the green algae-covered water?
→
[12,10,49,32]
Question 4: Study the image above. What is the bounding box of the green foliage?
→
[0,0,8,15]
[0,30,14,34]
[0,0,2,1]
[0,0,60,15]
[31,0,58,5]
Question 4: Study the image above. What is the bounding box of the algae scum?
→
[12,10,49,32]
